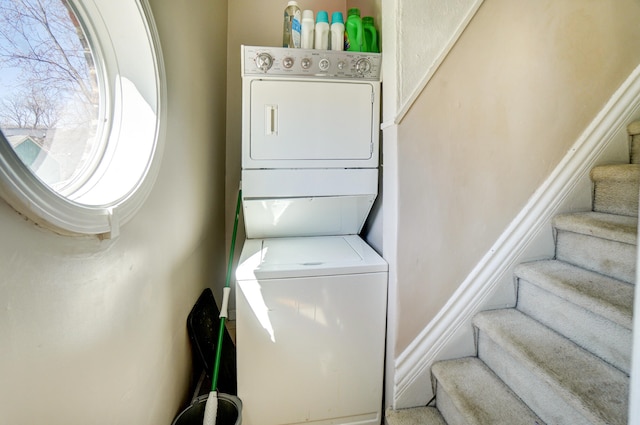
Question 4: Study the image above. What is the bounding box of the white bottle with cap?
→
[301,10,315,49]
[314,10,330,50]
[330,11,345,51]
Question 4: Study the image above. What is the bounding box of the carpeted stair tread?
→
[514,260,633,329]
[553,211,637,245]
[385,406,447,425]
[432,357,545,425]
[474,309,629,425]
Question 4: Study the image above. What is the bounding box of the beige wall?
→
[0,0,228,423]
[394,0,640,353]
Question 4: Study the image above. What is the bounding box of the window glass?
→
[0,0,102,194]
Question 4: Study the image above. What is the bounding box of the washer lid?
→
[236,235,387,281]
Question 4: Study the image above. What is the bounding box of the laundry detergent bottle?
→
[345,8,363,52]
[314,10,330,50]
[330,12,344,51]
[283,0,301,48]
[363,16,379,53]
[301,9,315,49]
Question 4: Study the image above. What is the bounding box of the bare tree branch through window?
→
[0,0,100,189]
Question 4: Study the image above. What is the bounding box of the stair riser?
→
[434,383,468,425]
[593,181,639,217]
[385,406,447,425]
[555,231,636,284]
[517,280,631,374]
[477,333,596,425]
[630,133,640,164]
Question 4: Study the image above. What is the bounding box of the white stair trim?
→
[393,64,640,409]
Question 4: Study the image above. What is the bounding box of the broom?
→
[203,188,242,425]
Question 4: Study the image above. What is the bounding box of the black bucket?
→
[172,393,242,425]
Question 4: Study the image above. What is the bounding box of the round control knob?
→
[319,58,330,71]
[282,57,294,69]
[301,57,312,69]
[355,58,372,75]
[337,60,346,70]
[255,53,274,72]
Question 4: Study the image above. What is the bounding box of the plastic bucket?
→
[172,393,242,425]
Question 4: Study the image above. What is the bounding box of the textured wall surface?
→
[398,0,480,115]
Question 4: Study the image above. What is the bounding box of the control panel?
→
[242,45,381,80]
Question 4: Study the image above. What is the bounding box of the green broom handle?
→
[212,188,242,392]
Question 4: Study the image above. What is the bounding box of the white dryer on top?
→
[240,45,381,239]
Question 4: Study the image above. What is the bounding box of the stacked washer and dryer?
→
[235,45,387,425]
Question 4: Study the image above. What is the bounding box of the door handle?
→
[265,105,278,136]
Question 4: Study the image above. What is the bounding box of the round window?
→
[0,0,165,238]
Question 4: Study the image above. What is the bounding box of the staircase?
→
[387,121,640,425]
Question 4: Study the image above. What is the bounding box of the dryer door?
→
[244,79,379,168]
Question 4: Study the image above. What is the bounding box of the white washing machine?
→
[236,46,387,425]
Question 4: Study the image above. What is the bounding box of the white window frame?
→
[0,0,165,239]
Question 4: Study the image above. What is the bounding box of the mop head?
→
[203,391,218,425]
